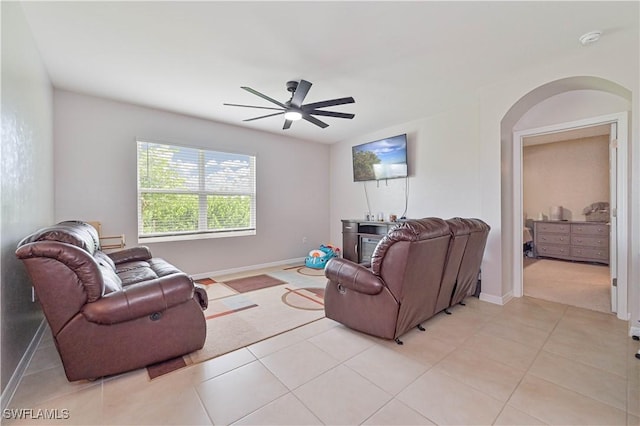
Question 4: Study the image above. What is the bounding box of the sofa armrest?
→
[81,273,195,325]
[193,284,208,310]
[107,246,152,264]
[324,258,385,295]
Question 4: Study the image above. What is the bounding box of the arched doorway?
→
[500,76,631,320]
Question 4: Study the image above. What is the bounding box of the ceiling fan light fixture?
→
[225,79,355,129]
[284,110,302,121]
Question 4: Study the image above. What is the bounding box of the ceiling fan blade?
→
[241,86,287,108]
[308,110,355,119]
[243,111,284,122]
[302,114,329,129]
[291,79,312,108]
[302,97,355,110]
[224,103,284,111]
[283,119,293,130]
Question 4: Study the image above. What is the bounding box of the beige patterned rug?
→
[148,266,326,378]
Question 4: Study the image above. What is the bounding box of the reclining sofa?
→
[16,220,208,381]
[324,217,489,343]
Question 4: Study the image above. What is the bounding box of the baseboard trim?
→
[190,257,306,280]
[0,319,47,411]
[479,291,513,305]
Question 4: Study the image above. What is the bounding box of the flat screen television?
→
[352,133,408,182]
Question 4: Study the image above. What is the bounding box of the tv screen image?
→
[352,134,408,182]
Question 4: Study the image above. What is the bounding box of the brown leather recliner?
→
[324,218,452,343]
[435,219,472,314]
[15,220,208,381]
[448,218,490,306]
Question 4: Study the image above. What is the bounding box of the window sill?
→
[138,229,256,244]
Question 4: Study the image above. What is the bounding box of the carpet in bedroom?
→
[523,258,610,313]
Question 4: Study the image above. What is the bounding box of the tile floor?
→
[5,296,639,425]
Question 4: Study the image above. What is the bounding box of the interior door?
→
[609,122,618,313]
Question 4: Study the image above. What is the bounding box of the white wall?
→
[1,1,53,395]
[523,136,609,222]
[514,90,631,132]
[329,102,481,247]
[477,26,638,323]
[54,91,330,275]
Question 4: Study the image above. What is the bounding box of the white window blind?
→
[137,140,256,242]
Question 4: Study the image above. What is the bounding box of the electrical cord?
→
[363,181,372,218]
[400,176,409,219]
[363,176,409,220]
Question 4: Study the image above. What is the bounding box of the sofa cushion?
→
[117,266,158,286]
[148,258,182,277]
[99,262,123,294]
[18,221,100,255]
[116,261,151,273]
[94,251,116,271]
[114,259,182,286]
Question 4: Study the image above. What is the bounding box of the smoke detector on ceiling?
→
[579,30,602,46]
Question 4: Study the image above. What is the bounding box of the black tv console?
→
[341,219,400,265]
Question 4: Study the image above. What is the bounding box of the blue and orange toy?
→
[305,244,340,269]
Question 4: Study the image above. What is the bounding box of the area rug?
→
[291,266,326,277]
[223,274,286,293]
[147,357,187,380]
[147,266,326,378]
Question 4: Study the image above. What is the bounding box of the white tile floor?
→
[6,296,640,425]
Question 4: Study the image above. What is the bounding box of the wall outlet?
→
[302,236,308,244]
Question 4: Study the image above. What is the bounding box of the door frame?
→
[512,112,629,320]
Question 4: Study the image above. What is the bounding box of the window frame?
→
[136,139,257,243]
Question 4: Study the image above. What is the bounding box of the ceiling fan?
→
[224,79,355,130]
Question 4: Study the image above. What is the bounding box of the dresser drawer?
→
[536,244,570,257]
[571,247,609,262]
[536,233,569,245]
[535,222,570,234]
[571,223,608,236]
[571,235,608,248]
[342,222,357,233]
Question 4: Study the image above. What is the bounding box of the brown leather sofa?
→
[16,220,208,381]
[324,217,490,343]
[325,218,452,342]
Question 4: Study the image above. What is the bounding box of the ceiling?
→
[20,1,638,144]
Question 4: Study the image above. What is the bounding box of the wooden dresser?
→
[533,220,609,265]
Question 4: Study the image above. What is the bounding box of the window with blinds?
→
[137,140,256,242]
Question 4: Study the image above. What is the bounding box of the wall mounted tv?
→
[352,133,408,182]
